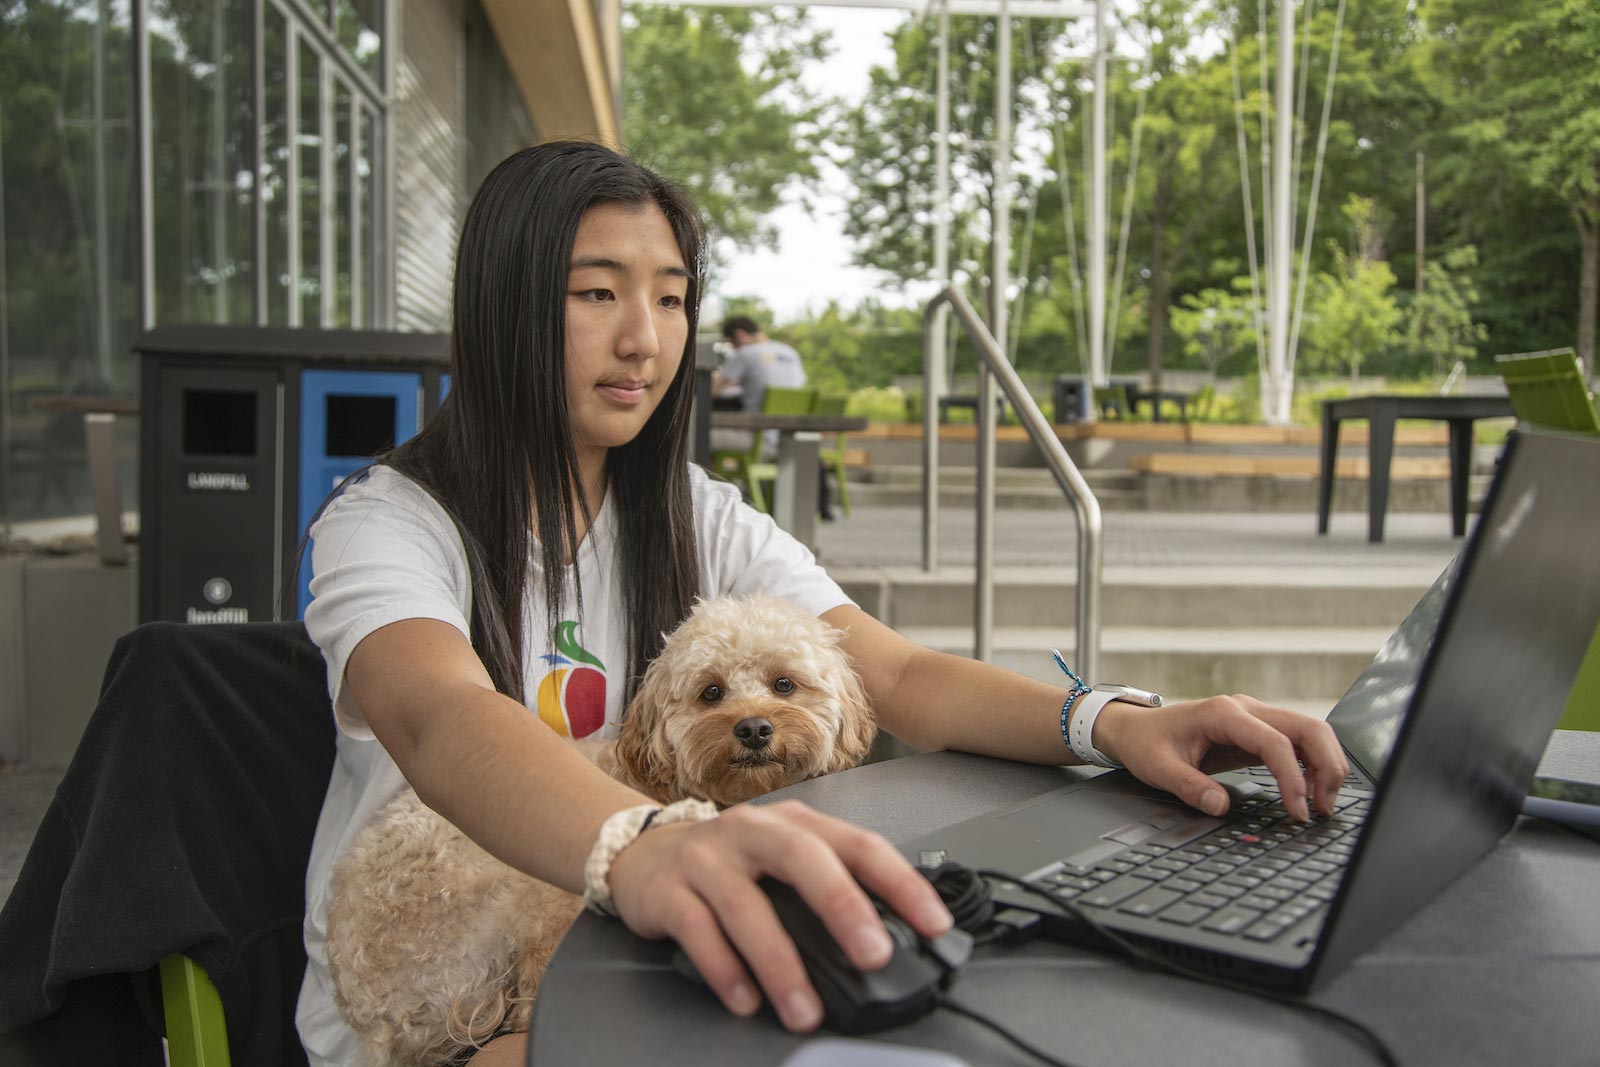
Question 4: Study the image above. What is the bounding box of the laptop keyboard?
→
[1024,769,1372,944]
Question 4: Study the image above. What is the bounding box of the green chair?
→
[1495,348,1600,436]
[1494,348,1600,730]
[162,954,232,1066]
[1093,385,1127,420]
[709,385,817,513]
[814,393,854,517]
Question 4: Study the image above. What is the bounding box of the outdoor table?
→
[1317,394,1512,543]
[1129,385,1193,423]
[709,411,867,551]
[530,732,1600,1067]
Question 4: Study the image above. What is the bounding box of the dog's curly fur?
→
[326,595,876,1067]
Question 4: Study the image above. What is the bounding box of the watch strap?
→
[1069,688,1129,769]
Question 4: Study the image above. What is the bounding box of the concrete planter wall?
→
[0,553,137,769]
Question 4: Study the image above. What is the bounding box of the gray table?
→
[1317,395,1513,543]
[710,412,868,550]
[531,732,1600,1066]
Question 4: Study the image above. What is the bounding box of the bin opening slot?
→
[183,390,257,456]
[326,394,396,457]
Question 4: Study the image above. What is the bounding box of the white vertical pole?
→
[933,0,950,388]
[1088,0,1107,388]
[1267,0,1295,423]
[975,0,1009,661]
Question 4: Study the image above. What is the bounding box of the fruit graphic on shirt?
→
[534,621,606,738]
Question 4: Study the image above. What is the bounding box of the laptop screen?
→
[1327,556,1460,781]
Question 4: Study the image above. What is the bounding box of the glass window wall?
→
[2,0,387,526]
[1,0,139,524]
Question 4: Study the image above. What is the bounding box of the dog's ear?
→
[615,668,678,802]
[826,657,878,773]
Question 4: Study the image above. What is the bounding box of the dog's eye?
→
[772,676,795,695]
[699,685,723,703]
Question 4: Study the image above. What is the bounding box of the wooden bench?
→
[1130,453,1452,480]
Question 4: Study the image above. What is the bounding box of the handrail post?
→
[975,365,996,660]
[922,285,1103,681]
[922,303,942,573]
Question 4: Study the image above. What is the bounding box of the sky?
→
[707,8,911,325]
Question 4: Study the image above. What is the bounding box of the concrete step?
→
[844,472,1493,513]
[896,624,1389,702]
[833,564,1436,630]
[862,465,1141,491]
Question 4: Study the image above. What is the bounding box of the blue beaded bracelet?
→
[1051,648,1092,753]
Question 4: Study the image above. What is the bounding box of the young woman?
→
[296,141,1347,1067]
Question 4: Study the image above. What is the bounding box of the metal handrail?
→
[922,285,1103,680]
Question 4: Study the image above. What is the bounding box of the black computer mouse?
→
[673,877,973,1035]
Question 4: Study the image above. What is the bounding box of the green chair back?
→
[1559,625,1600,732]
[763,385,819,415]
[708,385,817,512]
[1495,348,1600,436]
[161,954,231,1066]
[814,393,853,516]
[1495,349,1600,731]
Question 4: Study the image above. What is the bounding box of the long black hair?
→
[383,141,705,705]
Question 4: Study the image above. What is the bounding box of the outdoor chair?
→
[1494,348,1600,436]
[1093,385,1128,420]
[0,621,334,1066]
[709,385,818,513]
[1494,348,1600,731]
[812,393,854,518]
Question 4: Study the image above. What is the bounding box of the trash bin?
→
[297,369,421,614]
[138,326,449,624]
[1053,376,1087,424]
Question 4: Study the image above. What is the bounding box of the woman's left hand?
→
[1092,695,1348,822]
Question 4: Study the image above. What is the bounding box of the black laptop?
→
[900,427,1600,992]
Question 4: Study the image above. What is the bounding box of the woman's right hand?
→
[604,799,953,1032]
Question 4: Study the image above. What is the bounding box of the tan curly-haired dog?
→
[325,594,877,1067]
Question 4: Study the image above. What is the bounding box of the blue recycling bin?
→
[297,368,421,615]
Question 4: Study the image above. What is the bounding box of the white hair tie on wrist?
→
[582,798,719,916]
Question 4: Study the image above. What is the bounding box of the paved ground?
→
[815,505,1463,571]
[1,505,1465,906]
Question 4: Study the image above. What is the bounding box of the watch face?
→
[1095,683,1162,707]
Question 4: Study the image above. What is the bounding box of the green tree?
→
[1417,0,1600,378]
[1408,245,1488,379]
[1301,197,1402,380]
[835,16,1068,323]
[622,7,832,251]
[1169,279,1259,378]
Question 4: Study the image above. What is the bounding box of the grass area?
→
[845,378,1520,437]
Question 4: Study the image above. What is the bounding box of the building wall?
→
[393,0,466,334]
[392,0,539,333]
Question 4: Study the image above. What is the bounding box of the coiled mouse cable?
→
[920,862,994,937]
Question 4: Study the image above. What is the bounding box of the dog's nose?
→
[734,717,774,749]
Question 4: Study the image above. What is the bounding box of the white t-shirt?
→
[294,463,852,1065]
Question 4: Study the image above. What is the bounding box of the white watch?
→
[1069,683,1163,769]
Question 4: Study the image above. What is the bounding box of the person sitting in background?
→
[710,316,837,519]
[712,316,807,413]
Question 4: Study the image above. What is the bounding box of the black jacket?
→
[0,621,336,1066]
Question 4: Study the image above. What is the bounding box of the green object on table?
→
[1495,348,1599,730]
[161,953,231,1067]
[1558,627,1600,732]
[1494,348,1600,436]
[709,385,817,513]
